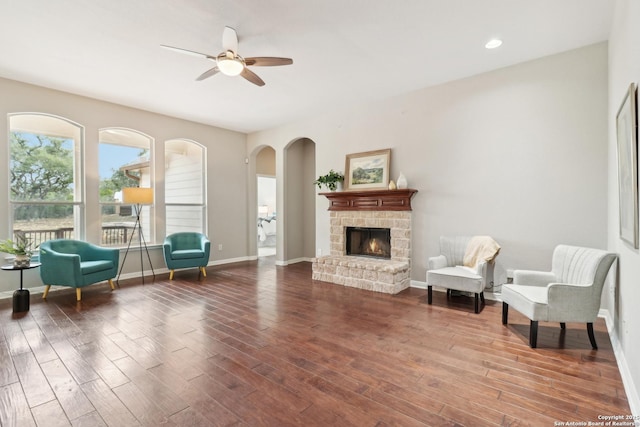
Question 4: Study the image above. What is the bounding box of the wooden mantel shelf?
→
[319,188,418,211]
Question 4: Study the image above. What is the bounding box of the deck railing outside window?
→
[14,226,134,247]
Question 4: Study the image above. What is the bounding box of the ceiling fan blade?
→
[196,66,220,81]
[245,57,293,67]
[160,44,214,60]
[222,26,238,53]
[240,68,265,86]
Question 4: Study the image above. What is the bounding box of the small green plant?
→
[0,235,37,257]
[314,169,344,191]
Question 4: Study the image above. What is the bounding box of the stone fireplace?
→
[312,189,417,294]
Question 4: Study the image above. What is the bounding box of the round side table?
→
[1,262,41,313]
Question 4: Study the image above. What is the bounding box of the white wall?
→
[0,77,248,291]
[608,0,640,414]
[303,140,317,258]
[283,138,316,262]
[249,43,609,287]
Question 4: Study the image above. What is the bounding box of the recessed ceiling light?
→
[485,39,503,49]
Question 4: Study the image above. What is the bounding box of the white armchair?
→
[426,236,500,313]
[501,245,617,349]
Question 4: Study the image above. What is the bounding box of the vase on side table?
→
[13,254,31,268]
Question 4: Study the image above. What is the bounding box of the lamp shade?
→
[122,187,153,205]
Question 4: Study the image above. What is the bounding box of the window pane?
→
[100,204,135,246]
[99,128,154,245]
[9,114,83,242]
[100,204,152,247]
[99,143,147,202]
[166,205,204,235]
[165,140,204,204]
[165,139,206,235]
[12,204,75,247]
[10,132,75,202]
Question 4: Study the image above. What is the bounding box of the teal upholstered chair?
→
[39,239,119,301]
[163,232,210,280]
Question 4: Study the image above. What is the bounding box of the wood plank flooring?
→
[0,257,631,426]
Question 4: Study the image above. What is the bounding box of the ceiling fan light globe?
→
[217,57,244,76]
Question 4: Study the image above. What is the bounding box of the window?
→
[99,128,154,246]
[165,139,206,235]
[8,114,84,247]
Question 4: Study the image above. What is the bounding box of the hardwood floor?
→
[0,257,631,426]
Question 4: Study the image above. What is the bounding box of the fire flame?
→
[368,238,380,254]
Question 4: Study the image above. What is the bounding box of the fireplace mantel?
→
[319,188,417,211]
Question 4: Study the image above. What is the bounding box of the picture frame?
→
[616,82,638,248]
[344,149,391,191]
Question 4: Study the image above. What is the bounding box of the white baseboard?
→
[410,279,427,289]
[210,256,255,266]
[275,257,312,266]
[600,309,640,416]
[410,280,501,301]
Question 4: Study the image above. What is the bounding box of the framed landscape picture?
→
[344,149,391,191]
[616,82,638,248]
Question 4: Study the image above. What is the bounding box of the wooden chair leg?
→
[474,293,479,313]
[587,322,598,350]
[480,292,485,303]
[427,285,433,304]
[502,302,508,324]
[76,288,82,301]
[169,270,174,280]
[560,322,566,329]
[200,267,207,277]
[108,279,115,290]
[42,285,51,299]
[529,320,538,348]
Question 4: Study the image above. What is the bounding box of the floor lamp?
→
[117,187,155,285]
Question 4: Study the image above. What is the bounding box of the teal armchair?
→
[163,232,210,279]
[39,239,119,301]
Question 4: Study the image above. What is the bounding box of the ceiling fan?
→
[161,26,293,87]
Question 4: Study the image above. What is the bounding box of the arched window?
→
[8,113,84,246]
[165,139,206,235]
[99,128,154,246]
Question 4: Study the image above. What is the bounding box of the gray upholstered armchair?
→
[426,236,500,313]
[501,245,617,349]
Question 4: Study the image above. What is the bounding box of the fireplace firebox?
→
[346,227,391,259]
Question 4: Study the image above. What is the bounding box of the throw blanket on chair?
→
[463,236,501,268]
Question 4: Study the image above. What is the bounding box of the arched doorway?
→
[248,138,316,265]
[256,146,276,257]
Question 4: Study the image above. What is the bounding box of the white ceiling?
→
[0,0,613,134]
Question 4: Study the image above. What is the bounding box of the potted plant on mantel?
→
[0,235,37,268]
[314,169,345,192]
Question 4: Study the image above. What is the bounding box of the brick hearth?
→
[312,190,416,294]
